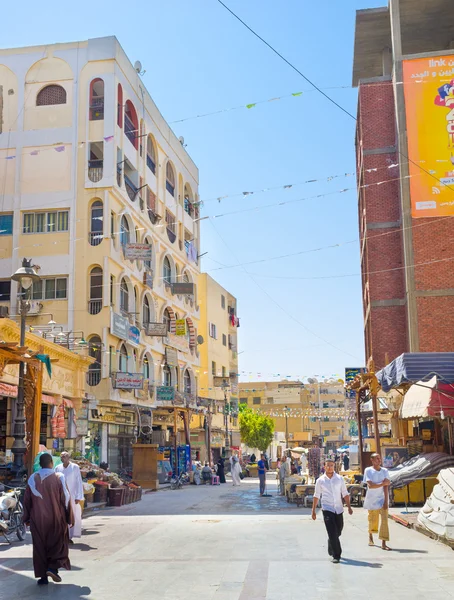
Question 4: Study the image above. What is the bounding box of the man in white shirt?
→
[55,452,84,542]
[312,458,353,563]
[363,453,391,550]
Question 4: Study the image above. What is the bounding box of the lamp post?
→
[284,406,290,448]
[10,258,41,482]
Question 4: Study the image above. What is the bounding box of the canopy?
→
[388,452,454,489]
[401,376,454,419]
[376,353,454,392]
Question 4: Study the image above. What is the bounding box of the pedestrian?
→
[279,454,290,496]
[201,462,212,484]
[300,452,308,475]
[342,452,350,472]
[216,457,226,484]
[311,458,353,563]
[231,454,242,486]
[250,453,256,463]
[22,452,73,585]
[257,453,267,496]
[55,452,84,543]
[363,453,391,551]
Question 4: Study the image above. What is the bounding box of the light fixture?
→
[48,319,56,325]
[78,338,88,347]
[11,258,41,291]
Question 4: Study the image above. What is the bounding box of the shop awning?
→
[401,376,454,419]
[377,353,454,392]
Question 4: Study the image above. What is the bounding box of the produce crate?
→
[123,487,131,504]
[137,487,142,501]
[108,487,125,507]
[94,484,108,503]
[84,492,94,504]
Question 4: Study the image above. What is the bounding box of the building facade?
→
[0,37,202,471]
[353,0,454,369]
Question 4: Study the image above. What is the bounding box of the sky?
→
[3,0,387,382]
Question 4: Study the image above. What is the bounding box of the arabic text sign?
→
[403,56,454,217]
[171,282,194,295]
[146,323,167,337]
[156,386,175,402]
[124,243,152,260]
[165,347,179,367]
[113,372,144,389]
[175,319,186,336]
[111,312,129,340]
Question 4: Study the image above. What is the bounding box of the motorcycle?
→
[170,472,189,490]
[0,485,27,544]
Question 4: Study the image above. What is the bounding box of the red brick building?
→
[353,0,454,369]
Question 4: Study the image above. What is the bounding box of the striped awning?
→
[377,353,454,392]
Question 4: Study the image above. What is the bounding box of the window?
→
[120,216,130,247]
[211,361,216,376]
[36,84,66,106]
[209,322,217,339]
[110,275,115,306]
[222,366,226,378]
[0,280,11,301]
[89,78,104,121]
[124,100,138,149]
[120,278,129,313]
[221,295,226,309]
[163,365,172,387]
[163,257,172,285]
[253,397,261,405]
[147,135,156,174]
[143,356,150,380]
[23,211,68,234]
[89,267,102,315]
[119,344,128,372]
[184,370,191,394]
[266,397,274,404]
[87,335,102,386]
[143,296,151,325]
[117,84,123,128]
[240,397,247,404]
[324,430,330,437]
[89,201,103,246]
[0,214,13,235]
[109,345,114,375]
[143,237,152,270]
[222,334,227,346]
[166,162,175,196]
[31,278,67,300]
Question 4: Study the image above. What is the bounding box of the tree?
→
[239,407,275,453]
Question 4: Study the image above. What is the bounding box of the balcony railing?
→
[87,369,101,387]
[90,96,104,120]
[147,154,156,174]
[184,198,194,217]
[88,299,102,315]
[88,231,103,246]
[124,174,137,201]
[88,159,103,183]
[124,114,136,146]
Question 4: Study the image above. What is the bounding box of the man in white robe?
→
[55,452,84,542]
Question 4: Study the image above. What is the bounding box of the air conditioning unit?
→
[0,306,9,318]
[27,301,43,315]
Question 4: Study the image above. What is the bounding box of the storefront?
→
[87,407,137,472]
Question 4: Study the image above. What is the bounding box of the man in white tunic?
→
[55,452,84,542]
[363,453,391,550]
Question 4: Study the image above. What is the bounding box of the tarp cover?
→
[388,452,454,489]
[376,353,454,392]
[418,468,454,545]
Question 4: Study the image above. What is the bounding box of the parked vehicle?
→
[0,485,26,544]
[170,472,189,490]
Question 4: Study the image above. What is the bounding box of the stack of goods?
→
[83,482,95,503]
[308,447,322,479]
[93,480,109,503]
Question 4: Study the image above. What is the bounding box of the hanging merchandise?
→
[51,403,66,439]
[308,447,322,479]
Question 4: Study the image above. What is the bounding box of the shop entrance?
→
[108,424,135,472]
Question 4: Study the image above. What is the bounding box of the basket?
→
[84,491,94,504]
[94,484,108,503]
[108,487,125,507]
[123,487,131,504]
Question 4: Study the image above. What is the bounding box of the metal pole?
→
[173,405,178,476]
[372,391,381,457]
[285,406,289,447]
[224,387,230,458]
[207,402,212,464]
[356,391,364,473]
[11,297,28,481]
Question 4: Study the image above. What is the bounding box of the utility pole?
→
[223,385,231,458]
[284,405,289,448]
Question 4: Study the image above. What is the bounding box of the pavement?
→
[1,475,454,599]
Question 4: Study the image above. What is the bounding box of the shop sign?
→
[211,434,224,447]
[171,282,194,295]
[165,347,179,367]
[124,242,152,261]
[175,319,186,336]
[128,325,140,347]
[165,333,189,354]
[345,368,365,399]
[145,323,167,337]
[213,376,229,388]
[76,406,89,436]
[112,372,144,389]
[111,312,129,341]
[156,386,175,402]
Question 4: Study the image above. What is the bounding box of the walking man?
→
[55,451,84,543]
[257,453,267,496]
[23,453,73,585]
[312,458,353,563]
[363,453,391,551]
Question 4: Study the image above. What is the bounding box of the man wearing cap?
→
[312,458,353,563]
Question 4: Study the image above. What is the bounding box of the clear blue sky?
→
[4,0,386,381]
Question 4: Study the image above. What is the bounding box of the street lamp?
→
[10,258,41,482]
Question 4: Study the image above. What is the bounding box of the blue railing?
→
[147,154,156,174]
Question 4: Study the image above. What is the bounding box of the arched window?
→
[119,344,128,372]
[124,100,138,149]
[87,335,102,386]
[89,266,103,315]
[163,308,172,333]
[184,370,192,394]
[89,200,103,246]
[163,256,172,285]
[120,216,130,248]
[139,120,145,157]
[143,237,152,270]
[143,296,151,325]
[120,278,129,314]
[184,184,194,216]
[146,135,156,174]
[37,84,67,106]
[117,84,123,128]
[166,162,176,196]
[89,78,104,120]
[163,364,172,387]
[143,356,151,380]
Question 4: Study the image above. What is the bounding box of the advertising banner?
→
[110,312,129,341]
[165,347,179,367]
[403,56,454,217]
[345,368,365,399]
[156,386,175,402]
[113,372,144,390]
[124,243,152,261]
[175,319,186,336]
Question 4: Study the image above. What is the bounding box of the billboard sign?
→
[403,56,454,217]
[171,282,194,295]
[124,243,152,261]
[345,368,365,399]
[112,372,144,390]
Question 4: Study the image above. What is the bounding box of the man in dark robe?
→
[23,453,73,585]
[216,457,226,483]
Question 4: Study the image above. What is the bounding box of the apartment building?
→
[0,37,202,472]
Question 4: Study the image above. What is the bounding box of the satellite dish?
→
[179,136,185,145]
[134,60,143,73]
[307,377,318,384]
[197,335,204,345]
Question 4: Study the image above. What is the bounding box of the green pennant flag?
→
[292,92,303,97]
[246,103,256,109]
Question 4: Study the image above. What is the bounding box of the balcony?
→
[87,369,101,387]
[124,174,137,201]
[124,114,136,146]
[147,154,156,174]
[90,96,104,121]
[88,299,102,315]
[88,159,103,183]
[88,231,103,246]
[184,198,194,217]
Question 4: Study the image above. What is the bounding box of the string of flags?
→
[1,137,115,161]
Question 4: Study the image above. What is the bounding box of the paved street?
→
[1,476,453,600]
